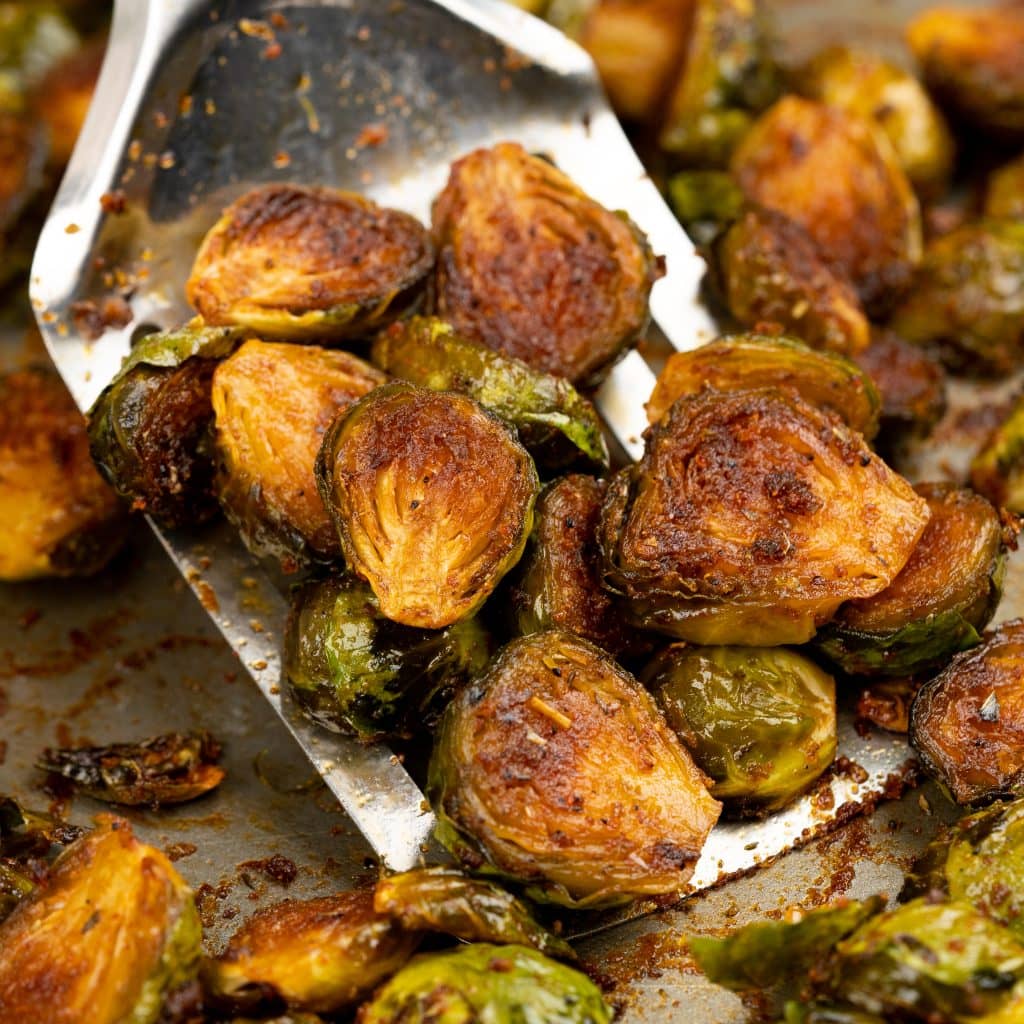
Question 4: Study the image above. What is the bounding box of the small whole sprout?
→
[212,339,387,567]
[0,366,127,582]
[715,208,872,356]
[202,888,420,1015]
[910,618,1024,805]
[428,630,721,908]
[186,183,433,339]
[890,219,1024,376]
[357,943,612,1024]
[284,575,491,740]
[646,334,880,436]
[600,387,930,646]
[645,644,837,817]
[431,141,660,386]
[972,391,1024,512]
[0,818,202,1024]
[316,382,539,629]
[987,153,1024,221]
[816,483,1009,678]
[731,96,922,313]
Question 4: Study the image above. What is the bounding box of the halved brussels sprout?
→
[987,153,1024,221]
[830,899,1024,1021]
[796,45,954,197]
[357,943,612,1024]
[907,5,1024,140]
[212,339,387,567]
[428,629,721,908]
[509,474,637,658]
[373,866,574,959]
[0,366,127,581]
[371,316,608,472]
[658,0,777,167]
[601,387,930,646]
[88,322,245,529]
[972,392,1024,513]
[815,483,1007,678]
[645,644,836,817]
[284,575,491,740]
[910,618,1024,805]
[36,731,225,806]
[0,818,201,1024]
[431,141,659,386]
[186,184,433,339]
[731,96,922,313]
[316,382,538,629]
[202,889,420,1014]
[645,334,880,436]
[890,220,1024,376]
[715,208,871,356]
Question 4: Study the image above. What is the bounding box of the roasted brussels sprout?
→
[510,474,637,657]
[910,618,1024,805]
[816,483,1007,678]
[987,153,1024,221]
[601,387,930,646]
[431,142,659,386]
[659,0,777,166]
[796,45,954,197]
[371,316,607,472]
[645,644,836,817]
[212,339,387,567]
[972,391,1024,513]
[357,943,612,1024]
[0,366,127,581]
[429,630,720,908]
[284,575,491,740]
[731,96,922,313]
[316,382,538,629]
[715,208,871,356]
[890,220,1024,376]
[645,333,880,437]
[36,731,224,806]
[202,888,419,1014]
[907,5,1024,140]
[88,322,244,529]
[186,183,433,339]
[0,818,201,1024]
[373,866,574,958]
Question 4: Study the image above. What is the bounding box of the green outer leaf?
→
[129,893,202,1024]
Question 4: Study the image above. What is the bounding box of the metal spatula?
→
[31,0,913,897]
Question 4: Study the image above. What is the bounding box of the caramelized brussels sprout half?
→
[890,220,1024,376]
[212,339,387,567]
[186,184,433,339]
[428,630,721,908]
[372,316,607,472]
[0,366,127,581]
[646,333,880,437]
[816,483,1007,678]
[284,575,491,740]
[646,644,836,817]
[601,387,930,646]
[659,0,777,166]
[373,866,574,959]
[0,818,201,1024]
[88,322,245,529]
[358,943,611,1024]
[316,382,538,629]
[910,619,1024,805]
[731,96,922,313]
[987,153,1024,221]
[829,899,1024,1021]
[202,889,419,1014]
[907,5,1024,140]
[796,45,954,197]
[36,731,224,806]
[431,142,659,386]
[715,208,871,356]
[973,391,1024,512]
[510,474,637,657]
